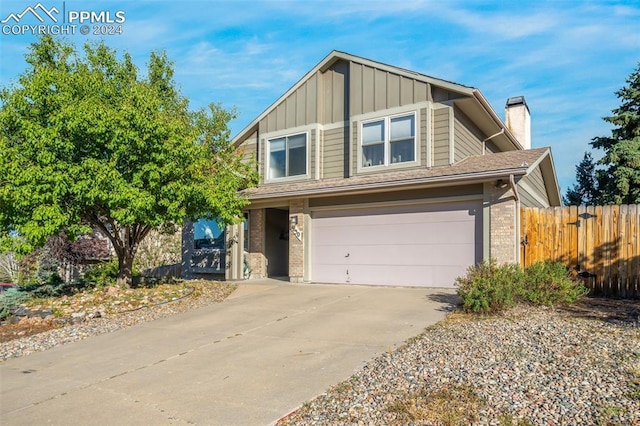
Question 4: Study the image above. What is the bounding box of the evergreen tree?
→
[591,62,640,204]
[563,152,599,205]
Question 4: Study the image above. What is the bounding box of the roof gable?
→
[232,50,494,146]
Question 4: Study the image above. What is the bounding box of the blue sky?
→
[1,0,639,194]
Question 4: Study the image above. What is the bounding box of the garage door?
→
[311,201,482,287]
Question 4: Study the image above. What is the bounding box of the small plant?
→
[455,260,522,313]
[0,287,30,320]
[520,260,588,305]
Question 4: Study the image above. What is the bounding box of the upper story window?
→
[361,113,416,167]
[268,132,307,179]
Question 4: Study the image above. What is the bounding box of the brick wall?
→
[248,208,266,278]
[490,184,518,264]
[289,199,305,282]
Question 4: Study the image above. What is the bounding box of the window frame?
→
[359,111,418,170]
[266,131,310,181]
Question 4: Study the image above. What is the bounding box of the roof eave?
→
[244,167,528,201]
[471,90,523,151]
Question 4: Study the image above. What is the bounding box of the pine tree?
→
[591,62,640,204]
[563,152,599,205]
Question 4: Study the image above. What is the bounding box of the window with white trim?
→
[268,132,307,179]
[361,113,416,167]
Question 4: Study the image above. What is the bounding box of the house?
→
[182,51,560,287]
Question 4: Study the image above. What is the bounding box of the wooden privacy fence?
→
[520,205,640,298]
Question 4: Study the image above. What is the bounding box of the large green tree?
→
[568,62,640,205]
[0,36,256,286]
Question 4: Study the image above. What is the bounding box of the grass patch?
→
[597,404,625,426]
[628,365,640,401]
[497,413,534,426]
[386,385,483,425]
[331,381,352,395]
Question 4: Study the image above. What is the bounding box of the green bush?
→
[456,260,587,314]
[455,260,522,313]
[520,260,588,305]
[0,288,30,320]
[82,259,140,287]
[82,259,120,287]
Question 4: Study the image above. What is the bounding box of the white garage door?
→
[311,201,482,287]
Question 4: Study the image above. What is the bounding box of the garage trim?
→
[309,194,482,212]
[308,196,483,286]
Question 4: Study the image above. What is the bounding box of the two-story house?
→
[182,51,560,287]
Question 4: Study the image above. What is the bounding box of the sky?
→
[1,0,639,195]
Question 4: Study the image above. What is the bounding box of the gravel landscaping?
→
[0,280,236,361]
[278,299,640,426]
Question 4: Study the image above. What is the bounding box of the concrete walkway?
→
[1,280,457,425]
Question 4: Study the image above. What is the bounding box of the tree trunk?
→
[90,219,152,288]
[116,250,135,288]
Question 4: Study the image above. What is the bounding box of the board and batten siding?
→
[349,62,429,116]
[432,107,451,167]
[454,107,483,162]
[259,73,319,134]
[321,61,348,125]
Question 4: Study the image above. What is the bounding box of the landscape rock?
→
[278,304,640,426]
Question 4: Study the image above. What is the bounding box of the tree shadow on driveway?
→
[426,291,461,312]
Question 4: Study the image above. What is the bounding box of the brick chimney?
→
[505,96,531,150]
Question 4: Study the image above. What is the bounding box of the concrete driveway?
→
[1,280,457,425]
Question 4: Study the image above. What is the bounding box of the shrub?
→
[82,259,140,287]
[520,260,588,305]
[456,260,587,314]
[0,288,30,320]
[455,260,522,314]
[82,259,120,287]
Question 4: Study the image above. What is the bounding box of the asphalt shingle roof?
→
[243,147,550,200]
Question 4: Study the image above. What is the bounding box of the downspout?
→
[508,174,519,202]
[482,128,504,155]
[509,173,521,263]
